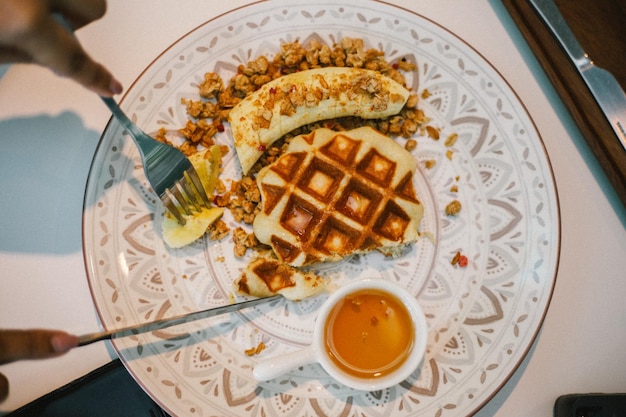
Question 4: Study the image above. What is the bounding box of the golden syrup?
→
[324,289,415,378]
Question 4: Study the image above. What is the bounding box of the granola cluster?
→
[209,176,262,257]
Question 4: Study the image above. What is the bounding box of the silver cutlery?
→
[101,97,211,225]
[77,295,281,346]
[528,0,626,149]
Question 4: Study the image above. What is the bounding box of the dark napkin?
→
[7,360,168,417]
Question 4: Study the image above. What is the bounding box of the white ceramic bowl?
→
[253,278,428,391]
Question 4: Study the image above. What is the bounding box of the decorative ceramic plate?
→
[83,1,560,416]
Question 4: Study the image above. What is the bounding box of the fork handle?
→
[101,96,154,149]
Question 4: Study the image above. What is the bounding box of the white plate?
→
[83,1,560,416]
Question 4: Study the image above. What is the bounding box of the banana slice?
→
[162,145,223,248]
[188,144,222,196]
[162,206,224,248]
[229,67,410,174]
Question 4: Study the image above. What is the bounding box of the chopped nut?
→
[444,133,458,147]
[404,139,417,151]
[243,55,270,76]
[244,341,267,356]
[451,251,461,265]
[397,57,416,71]
[207,219,230,241]
[451,251,468,267]
[199,72,223,99]
[425,159,436,169]
[445,199,462,216]
[426,125,440,140]
[401,119,418,137]
[233,227,259,257]
[406,93,419,108]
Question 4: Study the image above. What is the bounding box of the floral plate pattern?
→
[83,1,560,416]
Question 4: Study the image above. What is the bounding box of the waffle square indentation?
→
[297,156,344,203]
[251,259,295,292]
[320,134,361,165]
[280,195,321,239]
[373,200,411,241]
[335,178,382,224]
[271,152,306,180]
[260,183,287,215]
[356,149,397,187]
[315,217,361,255]
[270,235,302,264]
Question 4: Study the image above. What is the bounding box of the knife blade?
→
[77,295,282,346]
[528,0,626,150]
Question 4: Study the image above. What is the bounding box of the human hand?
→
[0,329,78,402]
[0,0,122,96]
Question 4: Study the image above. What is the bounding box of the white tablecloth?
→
[1,1,625,415]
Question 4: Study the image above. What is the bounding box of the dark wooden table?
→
[503,0,626,207]
[556,0,626,90]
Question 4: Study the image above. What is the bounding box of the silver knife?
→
[528,0,626,150]
[77,295,281,346]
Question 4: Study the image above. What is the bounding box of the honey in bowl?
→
[324,289,415,378]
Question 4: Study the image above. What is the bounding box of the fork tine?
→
[100,97,213,227]
[178,178,203,213]
[185,168,212,207]
[161,169,212,226]
[161,191,187,225]
[170,184,193,215]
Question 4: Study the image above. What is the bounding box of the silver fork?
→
[101,97,210,225]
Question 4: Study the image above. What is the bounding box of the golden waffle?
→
[253,127,423,267]
[235,253,327,300]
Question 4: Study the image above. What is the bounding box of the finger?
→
[0,330,78,365]
[20,13,122,96]
[49,0,107,30]
[0,46,34,64]
[0,373,8,403]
